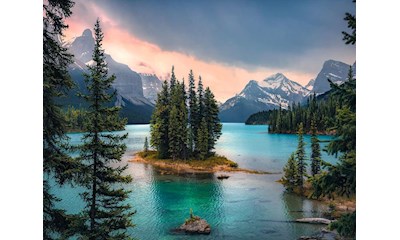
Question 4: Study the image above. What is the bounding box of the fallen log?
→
[295,218,332,225]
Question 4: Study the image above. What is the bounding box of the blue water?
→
[51,123,337,239]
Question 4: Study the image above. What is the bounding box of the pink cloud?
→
[64,2,314,102]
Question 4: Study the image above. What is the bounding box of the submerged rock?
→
[217,174,230,180]
[178,215,211,234]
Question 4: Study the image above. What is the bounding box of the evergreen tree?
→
[168,104,180,159]
[43,0,79,238]
[78,19,134,239]
[310,117,322,176]
[170,66,177,88]
[180,78,189,159]
[282,153,298,192]
[197,117,209,160]
[197,76,204,126]
[144,137,149,152]
[188,70,198,154]
[295,123,307,188]
[204,87,222,155]
[150,80,170,158]
[168,80,189,159]
[342,0,356,45]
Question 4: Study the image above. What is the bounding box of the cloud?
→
[64,0,354,102]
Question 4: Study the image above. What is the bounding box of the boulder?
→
[178,216,211,234]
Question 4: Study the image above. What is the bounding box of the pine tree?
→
[150,80,170,158]
[197,117,209,160]
[282,153,298,192]
[168,104,180,159]
[204,87,222,155]
[179,78,189,159]
[188,70,198,154]
[295,123,307,188]
[78,19,135,239]
[170,66,177,88]
[168,79,189,159]
[144,137,149,152]
[43,0,79,238]
[310,117,322,176]
[342,0,356,45]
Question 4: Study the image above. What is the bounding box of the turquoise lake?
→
[51,123,337,239]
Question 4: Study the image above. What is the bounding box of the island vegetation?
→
[150,67,222,160]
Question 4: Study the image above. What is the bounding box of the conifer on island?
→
[149,69,222,161]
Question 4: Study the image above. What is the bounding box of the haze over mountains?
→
[219,59,356,122]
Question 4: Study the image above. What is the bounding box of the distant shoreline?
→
[129,151,276,175]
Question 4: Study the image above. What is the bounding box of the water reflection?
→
[150,170,224,239]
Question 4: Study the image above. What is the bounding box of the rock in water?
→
[295,218,332,225]
[179,216,211,234]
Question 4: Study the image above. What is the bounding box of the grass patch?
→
[137,151,238,169]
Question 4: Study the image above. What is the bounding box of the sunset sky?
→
[64,0,356,102]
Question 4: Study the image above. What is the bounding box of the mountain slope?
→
[312,60,355,94]
[219,73,310,122]
[63,29,154,123]
[140,73,163,104]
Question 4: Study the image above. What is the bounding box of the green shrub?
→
[329,211,356,239]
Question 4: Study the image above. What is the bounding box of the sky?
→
[64,0,356,102]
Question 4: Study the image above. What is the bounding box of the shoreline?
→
[276,180,356,218]
[129,151,278,175]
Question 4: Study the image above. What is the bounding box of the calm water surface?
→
[51,123,337,240]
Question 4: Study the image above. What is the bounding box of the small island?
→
[131,151,270,174]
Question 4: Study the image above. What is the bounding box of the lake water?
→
[51,123,337,239]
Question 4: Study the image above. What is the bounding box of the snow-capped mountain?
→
[305,79,315,91]
[140,73,163,104]
[219,73,310,122]
[312,60,356,94]
[63,29,154,123]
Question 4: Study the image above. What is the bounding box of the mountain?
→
[140,73,163,104]
[63,29,154,123]
[219,73,310,122]
[312,60,355,94]
[304,79,315,91]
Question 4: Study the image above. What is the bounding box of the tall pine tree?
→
[310,117,322,176]
[197,117,209,160]
[188,70,198,155]
[204,87,222,155]
[150,80,170,158]
[78,19,135,239]
[295,123,307,188]
[43,0,80,238]
[168,79,189,159]
[282,153,298,192]
[197,76,204,126]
